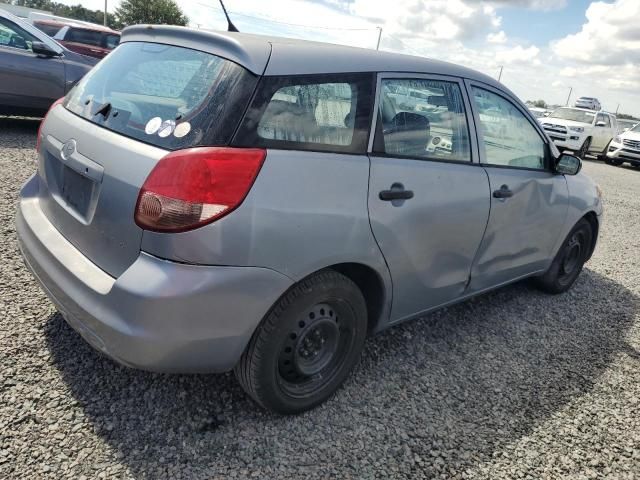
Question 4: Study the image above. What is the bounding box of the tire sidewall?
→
[542,219,592,293]
[252,274,367,413]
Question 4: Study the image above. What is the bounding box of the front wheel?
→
[533,219,593,294]
[235,270,368,414]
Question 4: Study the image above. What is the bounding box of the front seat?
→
[383,112,431,157]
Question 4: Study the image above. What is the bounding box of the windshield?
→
[630,123,640,133]
[65,41,257,150]
[549,108,595,124]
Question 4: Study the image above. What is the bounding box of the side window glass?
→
[0,18,37,51]
[471,86,546,170]
[257,82,355,146]
[376,79,471,161]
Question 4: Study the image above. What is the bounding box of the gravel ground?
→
[1,116,639,479]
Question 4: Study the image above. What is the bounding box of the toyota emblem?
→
[61,139,76,160]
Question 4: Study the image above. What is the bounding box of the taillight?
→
[36,97,64,153]
[135,147,266,233]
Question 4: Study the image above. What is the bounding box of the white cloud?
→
[553,0,640,65]
[495,45,540,64]
[487,30,507,43]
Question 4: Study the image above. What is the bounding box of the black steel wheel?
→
[533,218,593,294]
[235,270,367,414]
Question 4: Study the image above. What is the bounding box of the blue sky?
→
[498,1,594,45]
[55,0,640,115]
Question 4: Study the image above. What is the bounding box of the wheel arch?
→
[582,211,599,261]
[328,263,389,334]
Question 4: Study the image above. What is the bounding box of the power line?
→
[194,2,376,31]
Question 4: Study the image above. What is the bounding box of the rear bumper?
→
[16,175,293,373]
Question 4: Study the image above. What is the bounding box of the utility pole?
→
[616,104,620,115]
[498,66,503,82]
[104,0,107,26]
[376,27,382,51]
[565,86,573,106]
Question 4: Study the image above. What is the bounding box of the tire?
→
[577,137,591,159]
[235,270,368,414]
[533,219,593,294]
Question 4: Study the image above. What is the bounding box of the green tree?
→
[532,99,547,109]
[114,0,188,28]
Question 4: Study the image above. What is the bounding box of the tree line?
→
[7,0,188,30]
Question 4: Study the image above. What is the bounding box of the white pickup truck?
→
[540,107,617,159]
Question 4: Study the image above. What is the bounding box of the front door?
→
[467,83,569,291]
[368,75,490,322]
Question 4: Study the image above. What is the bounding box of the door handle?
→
[379,186,414,201]
[492,185,514,199]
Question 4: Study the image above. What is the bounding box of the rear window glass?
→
[234,73,374,154]
[34,22,62,37]
[65,42,258,150]
[67,28,103,46]
[104,33,119,49]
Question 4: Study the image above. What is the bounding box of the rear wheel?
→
[533,219,593,294]
[577,137,591,159]
[235,270,367,414]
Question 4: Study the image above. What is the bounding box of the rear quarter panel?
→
[141,149,393,316]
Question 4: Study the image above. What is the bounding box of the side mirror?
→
[556,153,582,175]
[32,41,60,57]
[595,121,606,127]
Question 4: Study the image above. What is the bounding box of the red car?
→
[33,20,120,59]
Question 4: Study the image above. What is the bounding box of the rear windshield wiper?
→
[93,102,112,119]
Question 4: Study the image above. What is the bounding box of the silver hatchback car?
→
[17,26,603,414]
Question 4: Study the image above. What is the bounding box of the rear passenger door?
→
[467,83,568,291]
[367,74,491,322]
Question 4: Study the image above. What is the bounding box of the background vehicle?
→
[17,27,602,414]
[528,106,551,119]
[0,10,97,116]
[574,96,601,111]
[606,122,640,167]
[30,15,120,59]
[52,23,120,59]
[541,107,617,159]
[617,118,638,133]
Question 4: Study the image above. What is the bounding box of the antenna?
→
[218,0,239,32]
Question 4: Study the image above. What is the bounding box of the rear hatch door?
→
[36,36,265,277]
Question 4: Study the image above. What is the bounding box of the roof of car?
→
[34,18,119,34]
[121,25,505,89]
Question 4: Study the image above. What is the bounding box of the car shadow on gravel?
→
[0,117,40,149]
[43,268,637,478]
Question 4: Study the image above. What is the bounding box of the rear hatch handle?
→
[48,136,104,182]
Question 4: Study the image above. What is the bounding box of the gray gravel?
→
[1,116,639,479]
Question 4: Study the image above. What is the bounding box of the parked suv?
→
[574,96,601,111]
[606,122,640,167]
[541,107,617,159]
[51,23,120,59]
[16,27,603,414]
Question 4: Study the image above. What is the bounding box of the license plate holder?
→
[61,165,93,218]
